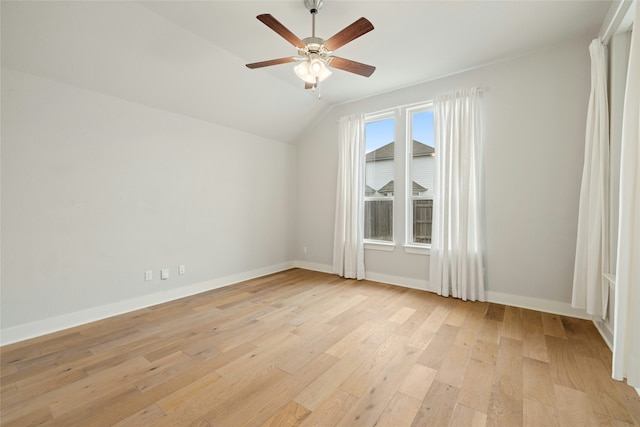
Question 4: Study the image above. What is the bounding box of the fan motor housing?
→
[304,0,323,14]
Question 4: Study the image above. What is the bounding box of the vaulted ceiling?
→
[1,1,611,143]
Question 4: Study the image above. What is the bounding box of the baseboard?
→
[293,261,430,291]
[293,262,589,320]
[364,271,430,291]
[485,290,591,320]
[593,318,614,351]
[0,262,295,346]
[293,260,333,274]
[1,261,593,346]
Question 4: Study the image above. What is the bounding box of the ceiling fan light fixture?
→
[309,57,323,75]
[294,61,314,83]
[316,61,332,81]
[294,58,331,83]
[246,0,375,92]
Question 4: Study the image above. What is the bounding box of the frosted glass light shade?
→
[294,59,332,84]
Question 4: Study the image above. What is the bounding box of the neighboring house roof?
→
[412,181,427,192]
[375,180,428,194]
[365,184,376,196]
[366,141,394,161]
[412,140,435,157]
[378,180,395,193]
[366,140,434,162]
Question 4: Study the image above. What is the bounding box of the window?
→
[364,115,395,242]
[363,103,434,249]
[408,108,435,245]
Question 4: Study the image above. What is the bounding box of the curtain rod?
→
[362,87,488,118]
[599,0,634,45]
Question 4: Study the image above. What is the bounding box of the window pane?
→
[365,200,393,241]
[365,117,394,241]
[413,199,433,244]
[410,110,434,244]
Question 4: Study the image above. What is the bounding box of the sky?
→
[365,111,434,153]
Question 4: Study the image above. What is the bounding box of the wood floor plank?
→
[422,305,452,332]
[523,357,555,406]
[471,339,499,366]
[444,301,471,327]
[457,359,495,413]
[501,306,524,341]
[0,269,637,427]
[389,306,417,324]
[486,337,524,427]
[398,363,437,401]
[554,383,599,427]
[299,389,357,427]
[375,392,422,427]
[541,312,568,339]
[484,303,506,321]
[523,398,559,427]
[324,321,375,358]
[111,403,168,426]
[435,344,473,387]
[260,399,311,426]
[338,333,408,398]
[449,402,487,427]
[411,380,460,427]
[478,318,501,345]
[545,335,586,391]
[293,340,379,410]
[416,324,459,369]
[573,352,636,423]
[208,353,337,426]
[336,343,422,426]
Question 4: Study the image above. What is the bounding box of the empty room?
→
[1,0,639,426]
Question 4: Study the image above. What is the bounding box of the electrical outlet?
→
[178,265,186,275]
[161,269,169,280]
[145,270,153,281]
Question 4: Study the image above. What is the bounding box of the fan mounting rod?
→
[304,0,323,37]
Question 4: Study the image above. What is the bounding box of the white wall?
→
[296,37,591,308]
[1,68,296,339]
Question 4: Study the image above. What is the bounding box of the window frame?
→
[405,102,434,253]
[363,110,397,247]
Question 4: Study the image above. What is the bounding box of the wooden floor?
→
[1,269,639,426]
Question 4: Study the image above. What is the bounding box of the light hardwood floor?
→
[1,269,639,426]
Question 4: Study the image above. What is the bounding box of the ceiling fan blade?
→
[327,56,376,77]
[323,17,374,51]
[257,14,305,49]
[246,57,298,69]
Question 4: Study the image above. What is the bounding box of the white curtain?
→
[429,88,485,301]
[332,114,366,280]
[572,39,610,319]
[613,5,640,389]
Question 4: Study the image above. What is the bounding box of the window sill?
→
[364,241,396,252]
[403,244,431,255]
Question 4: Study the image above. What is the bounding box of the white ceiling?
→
[1,1,611,143]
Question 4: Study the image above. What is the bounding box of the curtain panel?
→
[332,114,366,280]
[429,87,485,301]
[612,4,640,389]
[572,39,610,318]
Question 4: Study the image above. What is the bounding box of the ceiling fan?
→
[245,0,376,93]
